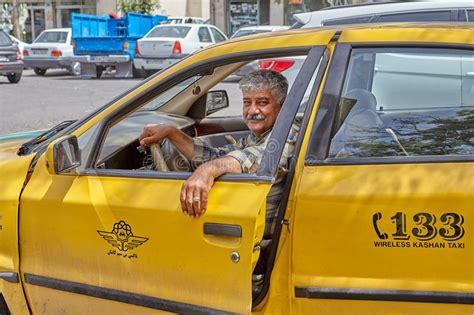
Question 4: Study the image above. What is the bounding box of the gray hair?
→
[239,69,288,105]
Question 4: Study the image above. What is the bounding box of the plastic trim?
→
[24,273,235,314]
[294,287,474,305]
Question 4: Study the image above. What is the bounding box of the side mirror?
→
[45,135,81,174]
[206,90,229,115]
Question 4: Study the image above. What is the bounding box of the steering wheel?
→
[150,143,169,171]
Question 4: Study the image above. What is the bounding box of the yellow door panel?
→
[292,163,474,313]
[19,155,271,314]
[0,155,35,314]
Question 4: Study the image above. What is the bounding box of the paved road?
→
[0,69,242,136]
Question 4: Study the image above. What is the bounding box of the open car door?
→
[18,36,327,313]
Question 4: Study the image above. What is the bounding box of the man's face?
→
[242,88,282,137]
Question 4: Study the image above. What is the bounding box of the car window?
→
[198,27,212,43]
[323,15,373,26]
[210,28,226,42]
[468,10,474,22]
[377,10,453,23]
[140,76,201,111]
[35,31,68,43]
[147,26,191,38]
[328,48,474,159]
[92,50,312,170]
[0,31,13,46]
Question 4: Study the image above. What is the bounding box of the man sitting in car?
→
[139,69,298,237]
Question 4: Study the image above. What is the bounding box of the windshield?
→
[140,75,201,111]
[35,31,68,43]
[0,31,13,46]
[147,26,191,38]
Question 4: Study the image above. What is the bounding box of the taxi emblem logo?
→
[98,221,148,252]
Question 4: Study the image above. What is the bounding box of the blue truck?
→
[70,12,167,78]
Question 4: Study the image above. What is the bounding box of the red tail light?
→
[134,43,140,55]
[172,40,181,55]
[16,51,22,60]
[51,50,62,57]
[123,41,129,52]
[259,59,295,72]
[23,49,29,57]
[72,40,76,53]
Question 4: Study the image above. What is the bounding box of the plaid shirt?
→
[192,123,299,237]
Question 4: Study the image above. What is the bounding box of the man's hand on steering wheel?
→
[139,124,171,149]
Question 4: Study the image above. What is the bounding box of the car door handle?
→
[203,223,242,237]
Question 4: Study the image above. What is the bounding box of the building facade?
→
[1,0,373,42]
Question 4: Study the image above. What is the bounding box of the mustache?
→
[246,114,265,121]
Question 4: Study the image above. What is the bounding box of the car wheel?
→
[95,66,104,79]
[7,72,22,83]
[69,62,81,76]
[132,64,144,78]
[145,70,156,78]
[34,68,47,76]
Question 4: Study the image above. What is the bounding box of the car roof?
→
[222,22,473,47]
[153,23,210,27]
[295,1,474,26]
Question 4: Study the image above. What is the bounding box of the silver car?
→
[0,30,23,83]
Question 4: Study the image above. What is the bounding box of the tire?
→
[132,64,144,78]
[34,68,47,76]
[68,61,81,76]
[145,70,155,78]
[95,66,104,79]
[7,72,22,83]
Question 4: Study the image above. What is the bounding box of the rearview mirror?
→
[45,135,81,174]
[206,90,229,115]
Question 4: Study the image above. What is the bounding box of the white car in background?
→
[291,0,474,28]
[230,25,289,39]
[23,28,79,76]
[9,35,28,59]
[161,16,207,24]
[134,24,227,77]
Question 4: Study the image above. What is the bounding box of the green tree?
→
[118,0,160,15]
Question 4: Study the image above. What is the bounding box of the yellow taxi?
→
[0,23,473,314]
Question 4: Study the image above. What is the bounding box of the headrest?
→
[344,89,377,111]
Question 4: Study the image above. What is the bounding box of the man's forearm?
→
[198,156,242,178]
[166,126,195,160]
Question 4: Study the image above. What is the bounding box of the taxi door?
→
[18,144,271,314]
[290,35,474,314]
[17,43,326,314]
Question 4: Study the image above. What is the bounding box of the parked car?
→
[22,28,79,76]
[134,23,227,76]
[9,35,28,59]
[230,25,289,39]
[0,30,23,83]
[247,0,474,86]
[161,16,207,24]
[291,0,474,28]
[0,23,473,314]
